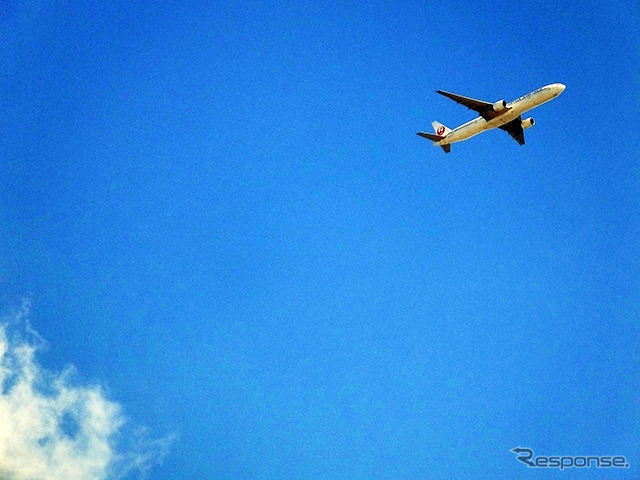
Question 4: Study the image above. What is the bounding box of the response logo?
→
[511,447,630,470]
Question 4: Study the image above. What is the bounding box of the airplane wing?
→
[498,116,525,145]
[436,90,509,120]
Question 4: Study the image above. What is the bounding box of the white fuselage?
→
[436,83,566,146]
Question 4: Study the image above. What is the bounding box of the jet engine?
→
[492,100,507,111]
[521,117,535,129]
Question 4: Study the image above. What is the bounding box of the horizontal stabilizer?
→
[417,131,445,142]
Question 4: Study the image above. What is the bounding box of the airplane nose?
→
[557,83,566,92]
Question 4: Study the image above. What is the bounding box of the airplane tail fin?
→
[416,121,452,153]
[431,121,452,136]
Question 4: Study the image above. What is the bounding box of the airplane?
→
[417,83,566,153]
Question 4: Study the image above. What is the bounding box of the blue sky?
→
[1,0,639,478]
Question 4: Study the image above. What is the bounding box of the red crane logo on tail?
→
[437,126,445,136]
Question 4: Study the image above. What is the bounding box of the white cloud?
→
[0,301,172,480]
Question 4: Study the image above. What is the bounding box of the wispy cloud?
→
[0,301,173,480]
